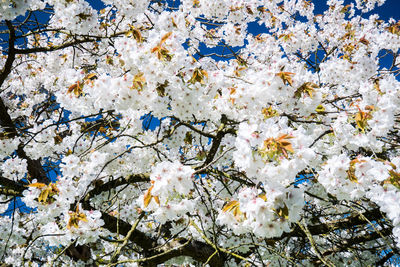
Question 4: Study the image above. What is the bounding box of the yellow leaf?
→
[234,66,246,77]
[387,22,400,35]
[67,206,88,229]
[347,158,366,183]
[277,134,294,154]
[276,134,293,140]
[67,219,77,229]
[60,54,68,62]
[27,182,46,188]
[281,143,294,153]
[189,54,198,63]
[315,104,325,113]
[66,149,73,156]
[84,73,97,80]
[33,34,40,47]
[278,33,294,41]
[365,105,374,111]
[38,188,50,203]
[134,73,145,83]
[151,46,172,61]
[258,193,267,201]
[232,205,242,217]
[260,134,294,160]
[355,107,372,132]
[373,79,382,94]
[171,17,178,27]
[222,200,239,213]
[295,82,318,98]
[274,204,289,219]
[143,185,154,208]
[261,106,279,119]
[78,213,88,223]
[201,69,208,79]
[153,195,160,205]
[188,68,207,84]
[340,4,351,14]
[132,72,146,90]
[276,71,295,86]
[386,170,400,189]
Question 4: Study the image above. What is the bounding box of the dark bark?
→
[0,21,49,184]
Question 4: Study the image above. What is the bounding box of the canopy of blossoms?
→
[0,0,400,266]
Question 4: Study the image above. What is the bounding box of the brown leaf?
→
[67,81,83,96]
[359,36,369,45]
[160,32,172,45]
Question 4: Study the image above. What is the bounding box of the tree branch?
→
[0,21,16,89]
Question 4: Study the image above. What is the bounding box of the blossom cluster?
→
[139,161,195,224]
[217,185,304,238]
